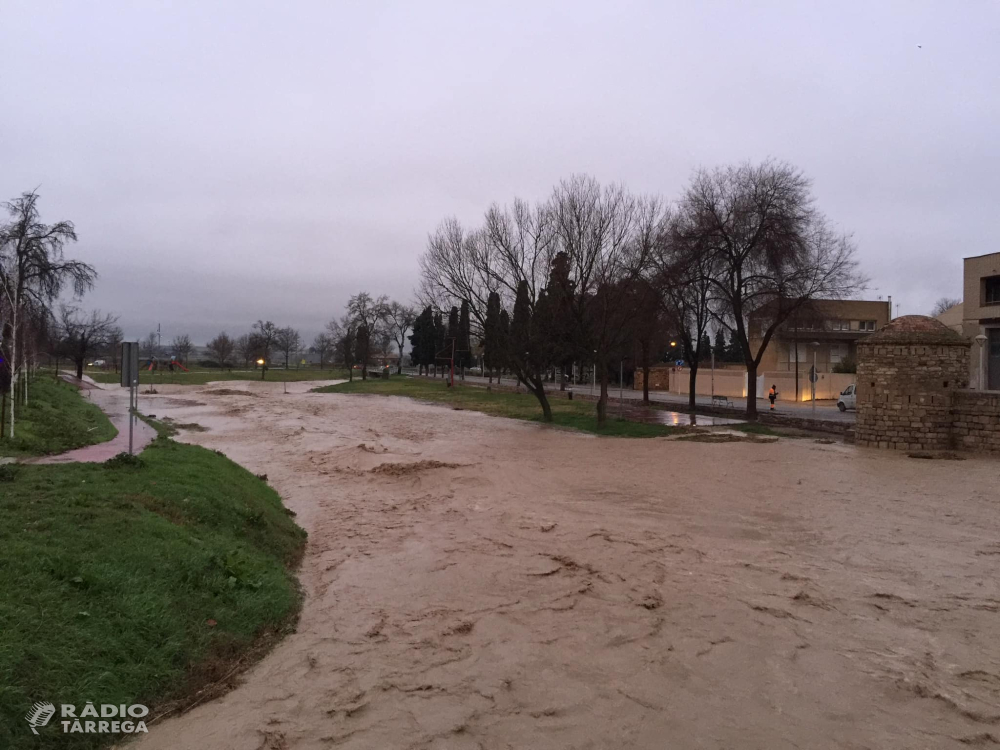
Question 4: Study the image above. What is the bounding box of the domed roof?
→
[865,315,968,346]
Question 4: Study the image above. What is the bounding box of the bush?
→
[833,357,857,374]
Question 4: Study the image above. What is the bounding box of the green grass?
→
[0,434,306,749]
[0,378,118,458]
[315,376,683,438]
[88,367,349,386]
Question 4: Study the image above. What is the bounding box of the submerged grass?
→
[0,378,117,458]
[0,432,306,749]
[315,376,683,438]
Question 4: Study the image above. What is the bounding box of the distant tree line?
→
[419,161,865,422]
[199,295,416,381]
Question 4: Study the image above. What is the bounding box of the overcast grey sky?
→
[2,1,997,344]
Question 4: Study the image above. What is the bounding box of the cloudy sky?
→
[2,1,997,344]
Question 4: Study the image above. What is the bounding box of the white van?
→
[837,384,856,412]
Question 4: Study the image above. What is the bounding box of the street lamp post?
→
[975,334,988,390]
[711,346,715,401]
[809,342,820,414]
[619,358,624,418]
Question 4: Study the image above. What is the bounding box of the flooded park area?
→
[126,380,1000,750]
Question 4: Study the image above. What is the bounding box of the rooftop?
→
[866,315,968,346]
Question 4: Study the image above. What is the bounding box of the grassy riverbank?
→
[0,432,306,749]
[0,377,117,458]
[315,376,685,438]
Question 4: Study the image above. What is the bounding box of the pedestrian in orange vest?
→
[768,384,778,410]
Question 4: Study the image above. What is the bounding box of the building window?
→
[860,320,876,331]
[830,343,848,364]
[985,276,1000,306]
[831,319,849,331]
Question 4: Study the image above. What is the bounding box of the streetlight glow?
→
[256,358,265,366]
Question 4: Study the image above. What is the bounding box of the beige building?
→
[959,252,1000,390]
[749,299,892,374]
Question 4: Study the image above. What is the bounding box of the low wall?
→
[634,366,671,391]
[659,367,854,402]
[951,390,1000,453]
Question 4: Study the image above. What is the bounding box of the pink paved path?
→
[27,378,157,464]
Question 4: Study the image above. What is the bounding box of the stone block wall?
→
[634,366,671,392]
[951,390,1000,453]
[856,342,969,450]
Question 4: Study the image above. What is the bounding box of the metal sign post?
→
[121,342,139,454]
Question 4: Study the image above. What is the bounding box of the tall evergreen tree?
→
[457,299,472,376]
[408,306,434,374]
[483,292,501,383]
[355,324,370,380]
[699,332,712,360]
[713,328,727,364]
[541,251,577,389]
[509,280,552,420]
[498,309,511,379]
[340,325,356,382]
[433,311,445,377]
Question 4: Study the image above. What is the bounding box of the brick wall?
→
[855,342,969,451]
[951,390,1000,453]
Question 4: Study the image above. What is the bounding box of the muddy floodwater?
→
[128,380,1000,750]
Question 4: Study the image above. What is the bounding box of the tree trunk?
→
[688,363,698,412]
[597,367,609,426]
[75,356,85,379]
[746,359,759,421]
[640,342,651,404]
[528,374,552,421]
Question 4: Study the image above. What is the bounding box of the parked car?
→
[837,384,856,412]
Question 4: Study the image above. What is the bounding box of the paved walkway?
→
[405,370,855,423]
[26,377,156,464]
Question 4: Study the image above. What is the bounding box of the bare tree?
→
[59,306,120,380]
[141,331,159,360]
[234,333,255,368]
[171,334,193,363]
[207,332,235,369]
[311,332,333,369]
[678,160,865,420]
[653,212,715,411]
[337,319,356,381]
[252,320,278,377]
[274,326,302,368]
[105,324,124,373]
[345,293,387,379]
[383,301,415,374]
[931,297,961,317]
[551,175,658,425]
[0,190,95,438]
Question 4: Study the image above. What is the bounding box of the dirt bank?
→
[131,380,1000,749]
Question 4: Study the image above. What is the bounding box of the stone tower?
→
[855,315,970,451]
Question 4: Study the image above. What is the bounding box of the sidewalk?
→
[407,371,854,424]
[26,376,157,464]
